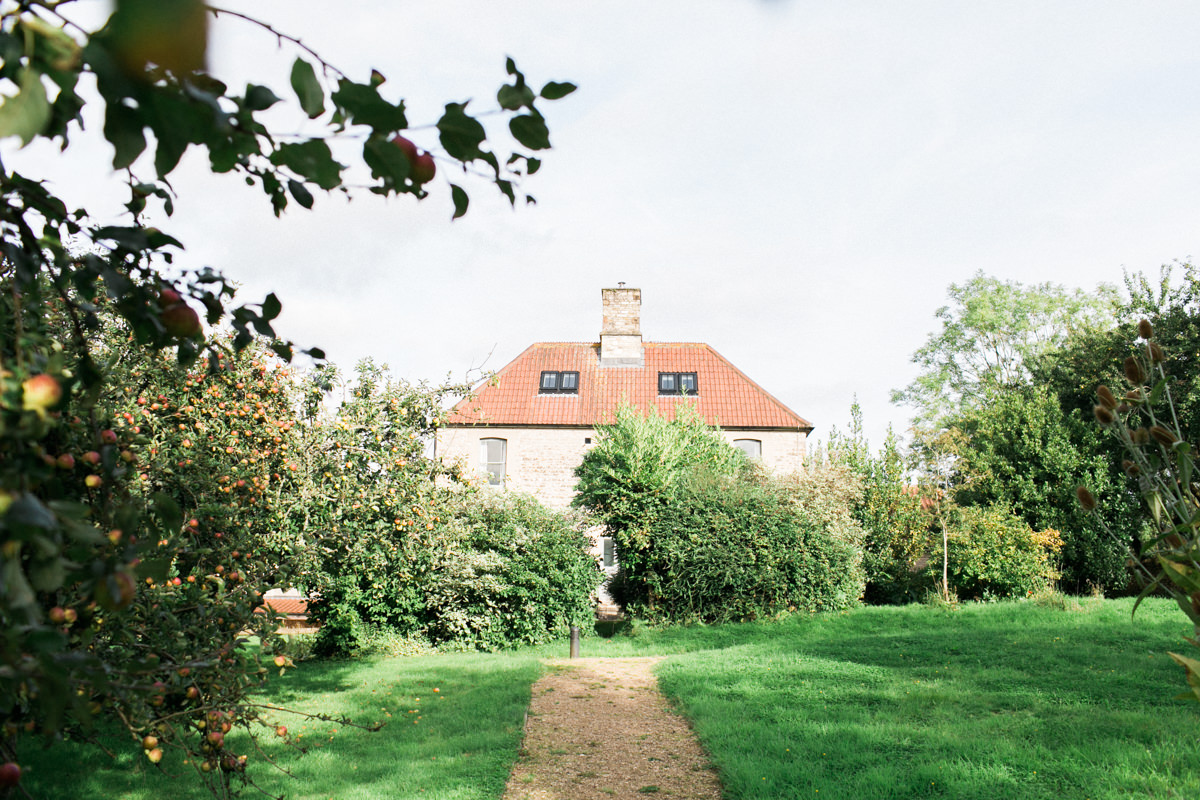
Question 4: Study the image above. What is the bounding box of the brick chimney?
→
[599,284,643,366]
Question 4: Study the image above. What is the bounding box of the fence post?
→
[569,625,580,658]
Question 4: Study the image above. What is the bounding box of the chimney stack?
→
[599,286,643,366]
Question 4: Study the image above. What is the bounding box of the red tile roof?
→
[444,342,812,430]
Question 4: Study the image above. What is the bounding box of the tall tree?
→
[892,271,1118,427]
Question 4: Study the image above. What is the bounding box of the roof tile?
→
[445,342,812,430]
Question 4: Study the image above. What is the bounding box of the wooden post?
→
[569,625,580,658]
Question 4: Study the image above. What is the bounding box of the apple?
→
[48,606,70,625]
[85,474,103,489]
[146,748,163,764]
[142,735,159,750]
[101,429,118,444]
[0,762,20,788]
[95,571,136,611]
[56,453,76,469]
[411,151,436,184]
[390,135,436,184]
[160,302,202,339]
[206,730,224,748]
[275,725,287,737]
[82,450,101,465]
[22,373,62,415]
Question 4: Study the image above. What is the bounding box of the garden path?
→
[502,657,722,800]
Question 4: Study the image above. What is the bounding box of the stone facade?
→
[436,424,807,511]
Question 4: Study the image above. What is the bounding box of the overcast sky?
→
[10,1,1200,449]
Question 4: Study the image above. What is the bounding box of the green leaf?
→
[270,140,344,190]
[290,58,325,118]
[262,292,283,320]
[1149,377,1167,406]
[450,184,469,220]
[287,178,314,209]
[497,84,534,111]
[103,102,147,169]
[29,558,66,592]
[437,102,487,162]
[363,135,410,184]
[0,67,51,146]
[1,558,35,608]
[331,79,406,131]
[244,84,281,112]
[540,81,577,100]
[509,113,551,150]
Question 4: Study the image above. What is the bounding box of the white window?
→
[480,438,506,486]
[600,536,617,570]
[733,438,762,459]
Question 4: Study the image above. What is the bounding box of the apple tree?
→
[0,0,574,795]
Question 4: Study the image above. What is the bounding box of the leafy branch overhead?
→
[0,1,575,797]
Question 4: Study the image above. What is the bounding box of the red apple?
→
[85,474,103,489]
[390,135,436,184]
[48,606,69,625]
[22,373,61,415]
[146,748,163,764]
[160,302,202,339]
[411,151,436,184]
[142,735,159,750]
[206,730,224,748]
[275,725,287,737]
[101,429,118,444]
[0,762,20,788]
[56,453,76,469]
[82,450,101,465]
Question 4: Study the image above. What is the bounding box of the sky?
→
[9,0,1200,450]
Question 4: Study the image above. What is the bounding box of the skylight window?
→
[539,371,579,394]
[658,372,698,395]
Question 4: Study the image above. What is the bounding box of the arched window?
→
[480,438,507,486]
[733,438,762,459]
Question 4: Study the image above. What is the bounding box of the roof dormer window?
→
[659,372,698,396]
[539,371,579,394]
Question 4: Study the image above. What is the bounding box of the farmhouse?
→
[436,286,814,510]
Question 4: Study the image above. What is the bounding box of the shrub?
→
[577,406,864,623]
[943,504,1063,600]
[311,491,600,655]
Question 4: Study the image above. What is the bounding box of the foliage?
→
[892,271,1117,427]
[0,1,573,794]
[825,402,934,603]
[942,504,1063,600]
[575,405,862,623]
[291,363,599,656]
[947,385,1130,593]
[1083,317,1200,701]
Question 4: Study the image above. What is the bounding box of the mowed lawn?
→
[18,598,1200,799]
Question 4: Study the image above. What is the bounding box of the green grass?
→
[17,651,542,800]
[648,598,1200,800]
[17,598,1200,799]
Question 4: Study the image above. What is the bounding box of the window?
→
[733,438,762,459]
[600,536,617,569]
[539,371,579,394]
[480,438,506,486]
[658,372,698,395]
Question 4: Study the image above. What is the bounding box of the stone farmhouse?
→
[436,286,814,513]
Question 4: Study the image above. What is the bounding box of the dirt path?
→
[502,657,723,800]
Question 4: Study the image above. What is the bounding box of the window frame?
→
[733,438,763,459]
[480,437,507,487]
[538,370,580,395]
[658,371,699,396]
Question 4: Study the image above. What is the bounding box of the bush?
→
[577,406,864,623]
[311,491,600,654]
[943,504,1063,600]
